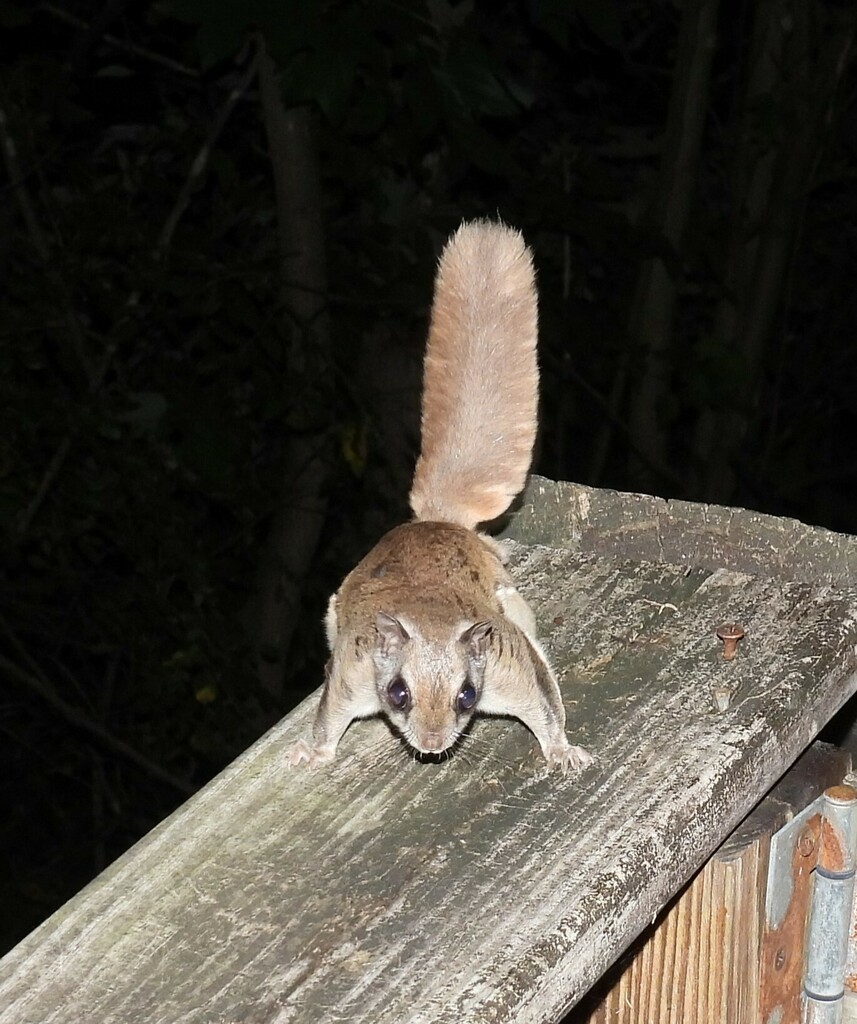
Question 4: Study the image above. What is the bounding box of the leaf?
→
[341,420,367,475]
[117,392,169,433]
[436,38,524,120]
[276,7,386,124]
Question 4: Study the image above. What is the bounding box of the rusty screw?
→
[716,623,745,660]
[797,828,816,858]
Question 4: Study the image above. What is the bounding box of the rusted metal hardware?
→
[762,785,857,1024]
[762,808,820,1024]
[716,622,745,660]
[804,786,857,1023]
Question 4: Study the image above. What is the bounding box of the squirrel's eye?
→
[457,681,477,712]
[386,676,410,711]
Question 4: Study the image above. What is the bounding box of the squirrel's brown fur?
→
[287,221,591,772]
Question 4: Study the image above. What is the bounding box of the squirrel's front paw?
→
[543,739,593,773]
[287,739,336,768]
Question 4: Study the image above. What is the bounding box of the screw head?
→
[798,829,816,857]
[716,623,745,660]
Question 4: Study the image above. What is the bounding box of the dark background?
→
[2,0,856,955]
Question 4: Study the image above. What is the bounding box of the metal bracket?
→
[767,797,824,932]
[764,786,857,1024]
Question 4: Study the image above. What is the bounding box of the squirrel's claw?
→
[287,739,336,768]
[543,739,594,772]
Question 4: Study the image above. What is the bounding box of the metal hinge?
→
[763,785,857,1024]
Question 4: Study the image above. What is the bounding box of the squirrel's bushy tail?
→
[409,220,539,529]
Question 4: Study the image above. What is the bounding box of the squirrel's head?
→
[372,611,493,756]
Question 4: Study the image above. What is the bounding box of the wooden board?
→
[509,477,857,587]
[576,743,851,1024]
[1,479,857,1024]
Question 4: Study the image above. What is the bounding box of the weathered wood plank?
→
[576,743,851,1024]
[584,833,769,1024]
[509,477,857,586]
[1,482,856,1024]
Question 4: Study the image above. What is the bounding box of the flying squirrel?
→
[288,220,593,771]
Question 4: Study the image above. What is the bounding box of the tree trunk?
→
[691,1,854,501]
[244,40,332,699]
[624,0,720,493]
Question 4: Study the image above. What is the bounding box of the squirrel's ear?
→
[375,612,410,654]
[460,619,494,656]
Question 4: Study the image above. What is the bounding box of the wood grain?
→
[576,744,849,1024]
[1,479,856,1024]
[509,477,857,587]
[580,785,776,1024]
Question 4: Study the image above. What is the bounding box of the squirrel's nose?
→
[417,731,448,754]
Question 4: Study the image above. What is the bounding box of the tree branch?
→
[41,2,199,78]
[156,43,260,254]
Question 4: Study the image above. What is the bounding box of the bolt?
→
[716,623,745,660]
[774,948,787,971]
